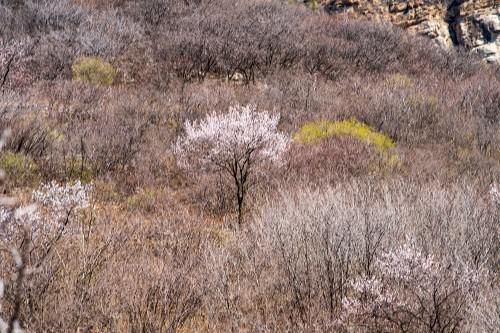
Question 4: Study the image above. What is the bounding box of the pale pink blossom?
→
[175,104,289,170]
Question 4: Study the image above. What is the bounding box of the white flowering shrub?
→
[342,241,484,333]
[31,180,92,239]
[174,104,289,224]
[0,180,92,332]
[0,181,92,243]
[32,180,91,218]
[0,205,40,242]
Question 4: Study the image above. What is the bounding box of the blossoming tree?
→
[0,179,92,333]
[174,104,289,225]
[342,241,484,332]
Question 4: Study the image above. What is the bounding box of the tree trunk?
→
[237,190,244,226]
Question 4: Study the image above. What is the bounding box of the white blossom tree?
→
[342,241,485,333]
[174,104,290,225]
[0,178,91,333]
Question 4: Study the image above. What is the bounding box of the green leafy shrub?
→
[72,56,116,85]
[0,151,39,187]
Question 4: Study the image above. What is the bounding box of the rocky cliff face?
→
[323,0,500,63]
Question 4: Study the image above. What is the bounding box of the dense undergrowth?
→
[0,0,499,332]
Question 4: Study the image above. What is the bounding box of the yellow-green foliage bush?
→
[307,0,318,11]
[72,56,116,85]
[294,118,399,170]
[64,158,94,183]
[0,151,39,186]
[294,118,395,151]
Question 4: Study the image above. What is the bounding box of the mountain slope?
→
[324,0,500,63]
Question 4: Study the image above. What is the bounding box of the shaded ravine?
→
[445,0,465,46]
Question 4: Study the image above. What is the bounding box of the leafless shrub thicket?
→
[285,135,385,185]
[0,0,487,89]
[204,179,499,332]
[153,0,483,83]
[2,196,212,332]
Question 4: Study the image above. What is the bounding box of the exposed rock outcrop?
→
[324,0,500,63]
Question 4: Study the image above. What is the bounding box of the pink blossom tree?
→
[174,104,289,225]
